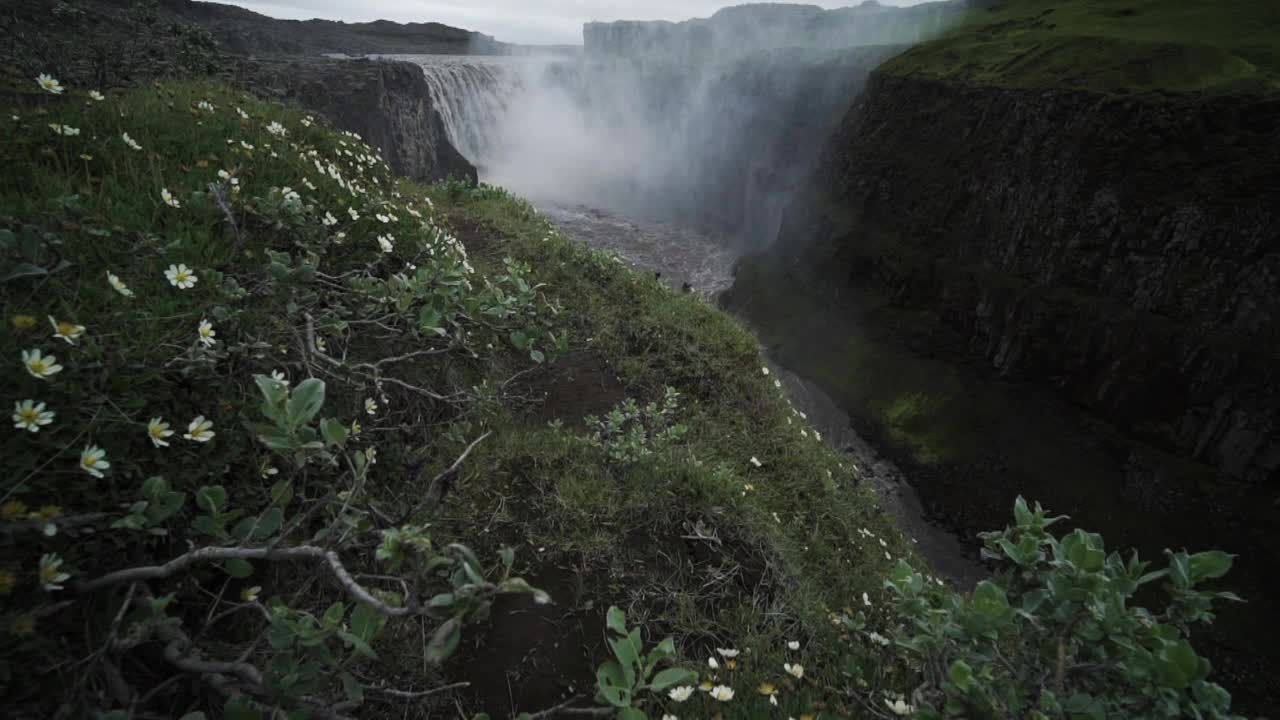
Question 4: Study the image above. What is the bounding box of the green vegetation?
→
[0,76,1244,719]
[881,0,1280,95]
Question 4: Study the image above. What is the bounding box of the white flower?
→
[662,715,678,720]
[80,445,109,478]
[749,456,762,468]
[39,553,71,591]
[784,663,804,679]
[107,271,134,297]
[22,349,64,380]
[122,132,142,151]
[709,686,734,702]
[301,115,315,127]
[240,141,254,150]
[266,121,288,137]
[715,648,740,658]
[707,656,719,670]
[365,446,378,465]
[667,686,694,703]
[787,640,800,651]
[879,538,888,548]
[762,366,770,375]
[347,207,359,221]
[37,74,65,94]
[160,188,181,208]
[49,123,80,137]
[241,586,262,602]
[198,100,215,112]
[261,465,279,479]
[322,211,337,227]
[365,398,378,415]
[868,632,891,647]
[48,316,85,345]
[236,107,249,120]
[184,416,215,443]
[165,264,197,289]
[88,90,105,102]
[886,698,914,716]
[376,213,390,223]
[863,592,872,607]
[197,319,216,347]
[377,235,394,253]
[147,418,175,448]
[271,370,289,385]
[13,400,54,433]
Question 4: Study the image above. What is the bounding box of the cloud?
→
[223,0,931,45]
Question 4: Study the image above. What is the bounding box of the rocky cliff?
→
[583,1,964,59]
[765,72,1280,485]
[234,58,477,185]
[725,70,1280,708]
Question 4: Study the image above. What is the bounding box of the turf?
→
[881,0,1280,95]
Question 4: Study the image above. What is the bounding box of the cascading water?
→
[388,56,527,169]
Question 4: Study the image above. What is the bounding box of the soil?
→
[454,562,606,718]
[521,351,629,428]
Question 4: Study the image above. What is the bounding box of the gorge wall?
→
[724,69,1280,706]
[762,72,1280,486]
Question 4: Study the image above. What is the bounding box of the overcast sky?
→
[226,1,930,45]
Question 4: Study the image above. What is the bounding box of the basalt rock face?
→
[236,58,477,185]
[769,71,1280,486]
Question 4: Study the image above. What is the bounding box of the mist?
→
[410,1,964,248]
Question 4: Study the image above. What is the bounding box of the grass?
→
[880,0,1280,95]
[0,80,921,719]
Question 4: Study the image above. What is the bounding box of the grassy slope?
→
[0,81,916,718]
[881,0,1280,95]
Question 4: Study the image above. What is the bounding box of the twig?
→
[78,545,423,617]
[390,432,492,525]
[524,696,614,719]
[208,182,244,265]
[369,681,471,699]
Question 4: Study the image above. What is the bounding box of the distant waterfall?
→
[408,59,524,166]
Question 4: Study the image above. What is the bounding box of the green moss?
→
[882,0,1280,96]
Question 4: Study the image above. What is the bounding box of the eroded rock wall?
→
[770,72,1280,483]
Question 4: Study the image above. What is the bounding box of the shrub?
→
[883,498,1243,719]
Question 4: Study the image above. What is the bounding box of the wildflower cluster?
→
[0,76,560,717]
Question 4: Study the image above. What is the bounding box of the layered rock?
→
[584,1,964,59]
[234,58,477,184]
[766,72,1280,484]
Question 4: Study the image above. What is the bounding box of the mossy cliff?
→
[722,2,1280,708]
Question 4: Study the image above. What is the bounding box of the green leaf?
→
[255,374,289,421]
[610,633,640,687]
[320,417,349,448]
[351,602,383,643]
[251,507,284,541]
[649,667,695,691]
[286,378,326,429]
[1187,551,1234,583]
[948,659,974,691]
[972,581,1009,619]
[224,695,264,720]
[595,660,631,707]
[324,602,346,628]
[606,606,627,636]
[179,714,208,720]
[645,637,675,673]
[426,617,462,664]
[1,262,49,283]
[429,592,457,609]
[530,349,546,364]
[223,558,253,578]
[617,709,646,720]
[340,671,364,705]
[196,485,227,514]
[1013,496,1032,527]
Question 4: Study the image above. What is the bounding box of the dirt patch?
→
[522,351,629,427]
[445,213,505,262]
[454,563,605,718]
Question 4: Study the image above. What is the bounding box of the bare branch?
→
[78,545,421,617]
[369,681,471,699]
[390,432,492,525]
[524,696,614,719]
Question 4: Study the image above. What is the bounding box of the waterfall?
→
[398,58,525,167]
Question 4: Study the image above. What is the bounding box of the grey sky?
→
[225,1,930,45]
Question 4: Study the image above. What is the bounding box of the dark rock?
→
[231,58,478,185]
